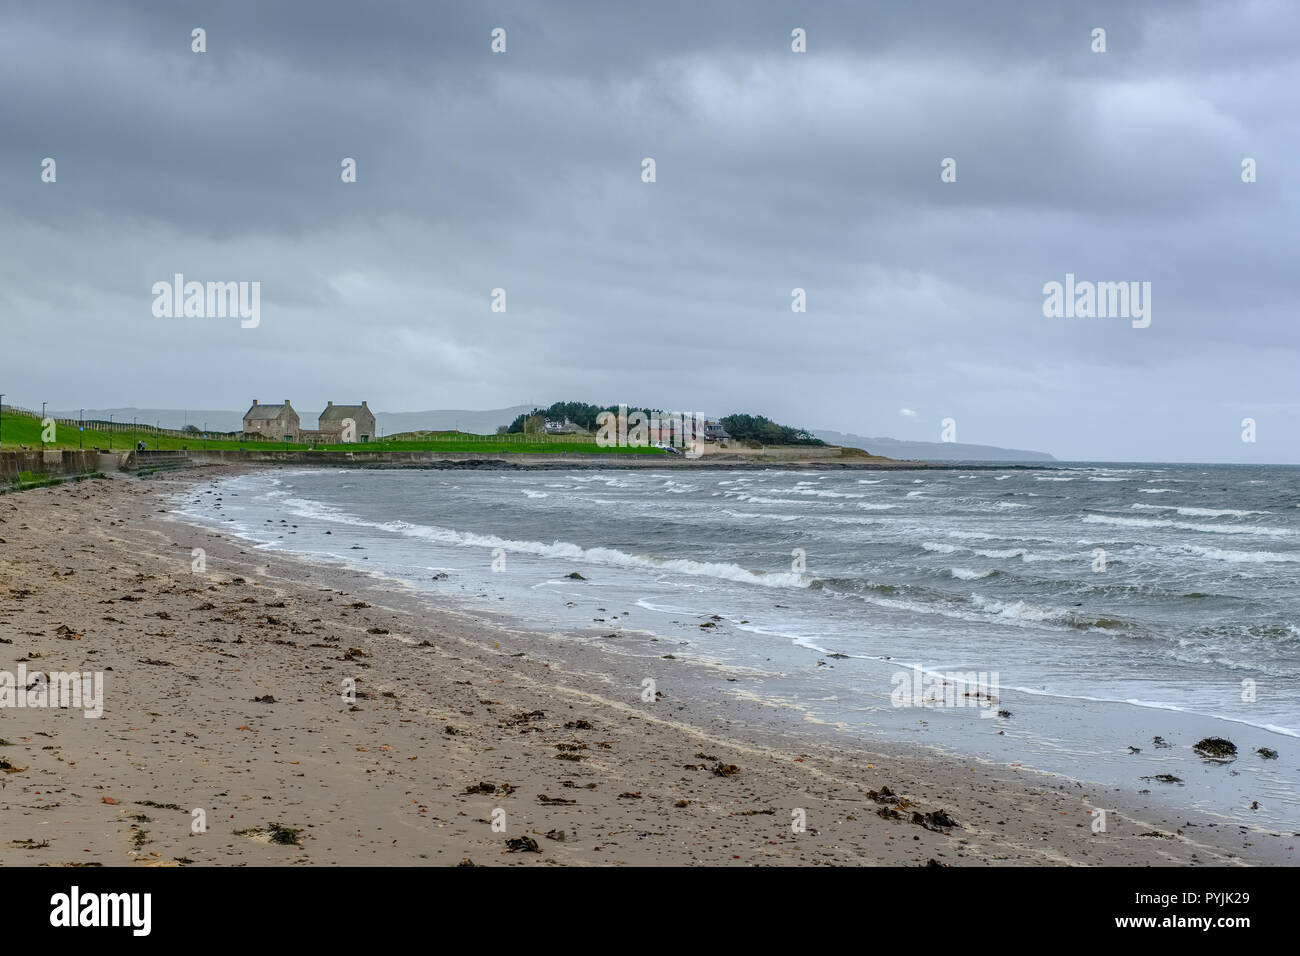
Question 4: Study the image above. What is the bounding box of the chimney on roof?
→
[327,401,333,407]
[362,400,367,407]
[252,399,258,406]
[284,399,290,405]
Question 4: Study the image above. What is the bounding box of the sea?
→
[173,463,1300,830]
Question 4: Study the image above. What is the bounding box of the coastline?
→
[1,466,1292,866]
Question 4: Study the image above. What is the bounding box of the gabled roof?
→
[244,403,291,421]
[319,404,370,423]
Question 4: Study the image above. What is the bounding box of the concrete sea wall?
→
[0,450,105,482]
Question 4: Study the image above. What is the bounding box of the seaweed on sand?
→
[1193,737,1237,761]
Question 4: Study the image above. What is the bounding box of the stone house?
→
[318,401,376,443]
[242,400,300,441]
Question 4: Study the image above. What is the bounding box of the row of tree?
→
[718,414,823,446]
[502,402,823,446]
[503,402,661,435]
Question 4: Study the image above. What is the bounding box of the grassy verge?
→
[0,412,664,455]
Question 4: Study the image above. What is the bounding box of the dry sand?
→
[0,467,1291,866]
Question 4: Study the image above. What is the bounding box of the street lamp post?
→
[41,402,47,449]
[79,408,84,450]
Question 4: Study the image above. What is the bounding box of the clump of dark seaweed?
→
[267,822,304,846]
[1193,737,1237,761]
[1141,773,1183,784]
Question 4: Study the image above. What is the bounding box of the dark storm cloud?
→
[0,0,1296,461]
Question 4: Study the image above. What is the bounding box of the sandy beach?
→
[0,466,1291,867]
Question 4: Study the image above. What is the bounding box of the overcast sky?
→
[1,0,1296,462]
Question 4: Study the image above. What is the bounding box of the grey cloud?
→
[0,0,1296,462]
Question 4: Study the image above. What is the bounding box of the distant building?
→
[648,416,694,445]
[318,401,376,443]
[704,421,730,442]
[544,417,587,435]
[242,400,300,441]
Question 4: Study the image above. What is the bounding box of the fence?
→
[0,404,242,444]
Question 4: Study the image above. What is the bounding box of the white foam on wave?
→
[721,509,800,522]
[922,541,961,554]
[924,541,1043,561]
[662,484,696,494]
[567,474,635,487]
[973,547,1029,559]
[1084,513,1293,537]
[825,583,1094,632]
[969,594,1079,624]
[724,493,807,506]
[1131,503,1268,518]
[1181,544,1300,564]
[276,495,813,589]
[764,485,868,499]
[1001,686,1300,737]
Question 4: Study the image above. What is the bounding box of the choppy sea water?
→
[174,464,1300,830]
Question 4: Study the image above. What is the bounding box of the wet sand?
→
[0,468,1291,866]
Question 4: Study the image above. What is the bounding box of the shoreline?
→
[172,467,1300,833]
[1,465,1292,866]
[156,450,1050,471]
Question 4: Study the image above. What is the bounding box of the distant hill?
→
[50,405,536,437]
[375,406,535,435]
[815,429,1055,462]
